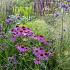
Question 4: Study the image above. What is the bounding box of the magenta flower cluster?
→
[11,26,48,45]
[11,26,34,41]
[16,45,30,53]
[16,45,51,65]
[33,47,51,64]
[33,47,49,60]
[11,26,50,65]
[32,35,48,45]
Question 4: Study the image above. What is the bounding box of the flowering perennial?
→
[11,26,48,45]
[11,26,51,65]
[11,26,34,40]
[32,47,50,60]
[34,58,41,65]
[16,45,30,53]
[6,18,13,24]
[16,45,51,65]
[59,1,70,12]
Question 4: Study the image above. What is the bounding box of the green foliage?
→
[15,0,33,7]
[13,0,33,17]
[14,6,33,17]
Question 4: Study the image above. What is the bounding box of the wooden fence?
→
[34,0,61,15]
[0,0,15,17]
[0,0,63,17]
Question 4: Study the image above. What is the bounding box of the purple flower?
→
[54,12,60,17]
[32,47,45,56]
[34,59,41,65]
[66,0,70,2]
[11,36,16,41]
[6,18,13,24]
[32,47,49,60]
[16,45,30,53]
[59,2,69,11]
[32,35,48,45]
[68,4,70,7]
[11,26,48,45]
[0,25,2,31]
[11,26,34,39]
